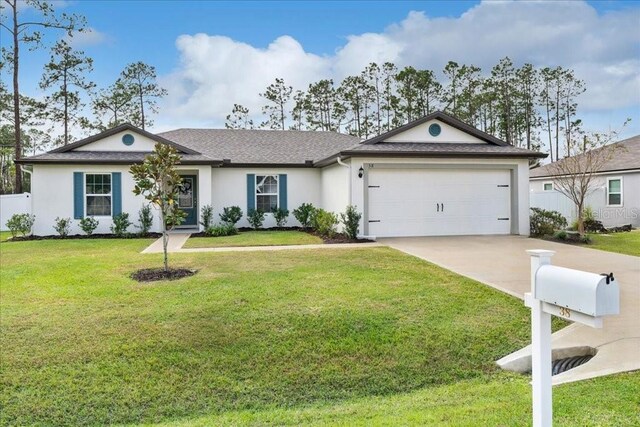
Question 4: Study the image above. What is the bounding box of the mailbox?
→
[534,265,619,317]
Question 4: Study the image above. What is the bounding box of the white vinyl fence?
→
[0,193,32,231]
[530,188,606,224]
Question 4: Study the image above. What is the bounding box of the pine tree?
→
[260,78,292,130]
[225,104,254,129]
[120,62,167,130]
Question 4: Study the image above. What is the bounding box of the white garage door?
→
[367,168,511,237]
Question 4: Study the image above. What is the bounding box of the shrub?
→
[553,230,568,241]
[247,208,266,229]
[110,212,132,237]
[137,205,154,234]
[79,217,99,236]
[53,217,71,237]
[6,213,35,238]
[340,205,362,239]
[530,208,567,237]
[220,206,243,226]
[200,205,214,230]
[312,209,339,238]
[293,203,317,228]
[580,234,592,244]
[273,208,289,227]
[206,223,238,237]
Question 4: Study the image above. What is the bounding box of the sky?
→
[3,0,640,139]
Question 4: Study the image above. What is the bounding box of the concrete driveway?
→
[380,235,640,384]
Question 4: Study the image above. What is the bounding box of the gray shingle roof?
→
[530,135,640,178]
[157,128,361,164]
[20,151,216,164]
[342,142,545,157]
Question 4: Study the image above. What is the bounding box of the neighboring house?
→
[16,111,544,237]
[530,135,640,227]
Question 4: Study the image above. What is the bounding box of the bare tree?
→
[549,122,629,234]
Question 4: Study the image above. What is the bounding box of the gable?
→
[74,130,159,152]
[383,119,486,144]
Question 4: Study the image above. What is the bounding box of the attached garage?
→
[367,167,512,237]
[317,111,547,238]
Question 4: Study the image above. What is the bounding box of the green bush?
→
[110,213,132,237]
[53,217,71,237]
[553,230,568,241]
[312,209,339,238]
[137,205,154,235]
[220,206,243,226]
[293,203,316,228]
[6,213,35,238]
[206,223,238,237]
[530,208,567,237]
[247,208,266,229]
[79,217,99,236]
[273,208,289,227]
[580,234,592,244]
[200,205,214,230]
[340,205,362,239]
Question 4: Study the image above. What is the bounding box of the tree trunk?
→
[64,69,69,145]
[577,202,585,235]
[12,3,22,193]
[160,205,169,272]
[139,88,145,130]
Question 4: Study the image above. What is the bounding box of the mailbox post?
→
[524,249,619,427]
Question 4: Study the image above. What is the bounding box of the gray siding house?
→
[530,135,640,227]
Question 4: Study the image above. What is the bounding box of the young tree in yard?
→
[39,40,95,145]
[548,122,628,235]
[120,61,167,130]
[260,77,292,130]
[0,0,85,192]
[130,143,187,272]
[225,103,254,129]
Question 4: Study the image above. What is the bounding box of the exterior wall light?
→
[358,166,364,178]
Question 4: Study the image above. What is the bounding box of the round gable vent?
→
[122,133,135,146]
[428,123,441,137]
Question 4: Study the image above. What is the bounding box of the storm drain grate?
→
[552,355,594,375]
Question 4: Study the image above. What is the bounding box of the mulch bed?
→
[131,268,197,282]
[7,233,162,242]
[188,227,374,244]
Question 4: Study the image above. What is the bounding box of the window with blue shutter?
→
[73,172,84,219]
[247,174,255,212]
[279,174,287,211]
[112,172,122,216]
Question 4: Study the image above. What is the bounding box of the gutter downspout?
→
[336,156,351,204]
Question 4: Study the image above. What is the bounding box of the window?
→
[607,177,622,206]
[86,173,112,216]
[256,175,278,212]
[543,182,554,191]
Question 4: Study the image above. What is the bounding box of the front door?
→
[178,175,198,226]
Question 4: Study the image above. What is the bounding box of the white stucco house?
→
[17,111,545,237]
[530,135,640,228]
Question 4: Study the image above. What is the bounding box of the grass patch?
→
[184,230,323,248]
[588,230,640,257]
[0,238,632,426]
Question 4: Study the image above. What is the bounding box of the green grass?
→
[588,230,640,257]
[0,238,637,426]
[183,230,323,248]
[0,231,11,242]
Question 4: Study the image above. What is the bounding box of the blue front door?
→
[178,175,198,226]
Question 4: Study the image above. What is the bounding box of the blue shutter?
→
[73,172,84,219]
[247,174,255,212]
[279,174,288,211]
[112,172,122,216]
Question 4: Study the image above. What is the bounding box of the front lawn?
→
[183,229,323,248]
[0,238,636,426]
[588,230,640,257]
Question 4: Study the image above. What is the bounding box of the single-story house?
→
[530,135,640,228]
[16,111,545,237]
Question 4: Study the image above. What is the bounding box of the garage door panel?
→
[367,168,511,237]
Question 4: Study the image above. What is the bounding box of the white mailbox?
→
[534,265,619,317]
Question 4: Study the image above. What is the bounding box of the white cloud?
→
[65,27,108,48]
[158,0,640,132]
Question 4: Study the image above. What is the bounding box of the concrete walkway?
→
[381,235,640,384]
[142,232,383,254]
